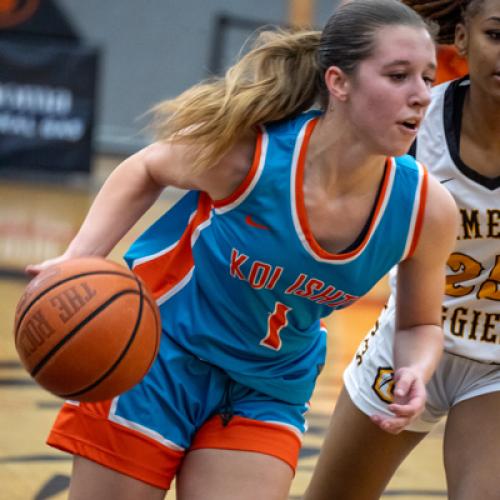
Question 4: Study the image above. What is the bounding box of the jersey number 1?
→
[260,302,291,351]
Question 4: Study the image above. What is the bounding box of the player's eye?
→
[389,73,407,82]
[486,30,500,41]
[423,76,435,87]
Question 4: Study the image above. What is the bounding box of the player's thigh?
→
[68,456,166,500]
[304,387,426,500]
[444,391,500,500]
[176,448,293,500]
[176,381,304,500]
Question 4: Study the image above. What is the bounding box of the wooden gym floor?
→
[0,158,447,499]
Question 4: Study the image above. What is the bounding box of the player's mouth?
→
[397,118,420,136]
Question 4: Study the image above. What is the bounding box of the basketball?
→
[13,257,161,402]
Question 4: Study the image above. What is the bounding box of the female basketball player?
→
[305,1,500,499]
[27,1,458,499]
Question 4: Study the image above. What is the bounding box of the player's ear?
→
[324,66,351,102]
[454,23,468,57]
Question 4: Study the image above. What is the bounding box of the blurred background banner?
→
[0,0,99,175]
[0,42,98,174]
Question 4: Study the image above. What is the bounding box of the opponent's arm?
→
[371,175,458,434]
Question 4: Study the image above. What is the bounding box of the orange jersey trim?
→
[191,415,302,472]
[132,192,212,301]
[212,131,263,208]
[47,401,184,490]
[406,166,428,259]
[295,117,394,261]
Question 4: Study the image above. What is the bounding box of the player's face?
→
[456,0,500,101]
[346,25,436,157]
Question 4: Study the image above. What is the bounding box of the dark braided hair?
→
[402,0,486,44]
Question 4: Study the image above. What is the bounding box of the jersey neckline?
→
[292,117,395,263]
[444,76,500,191]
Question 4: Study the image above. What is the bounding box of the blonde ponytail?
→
[150,29,322,172]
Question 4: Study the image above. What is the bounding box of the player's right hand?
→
[25,255,72,277]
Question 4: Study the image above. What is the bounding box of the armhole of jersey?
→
[212,128,266,212]
[404,162,428,260]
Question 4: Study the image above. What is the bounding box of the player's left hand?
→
[370,366,426,434]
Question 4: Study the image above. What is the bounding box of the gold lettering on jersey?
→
[355,319,380,366]
[446,253,482,297]
[478,255,500,301]
[482,313,500,343]
[445,252,500,300]
[487,210,500,238]
[457,209,500,240]
[443,306,499,344]
[459,209,482,239]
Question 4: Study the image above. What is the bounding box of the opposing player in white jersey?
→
[305,0,500,499]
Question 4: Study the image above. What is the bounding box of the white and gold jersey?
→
[343,77,499,429]
[399,77,500,363]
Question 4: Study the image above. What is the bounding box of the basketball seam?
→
[30,288,140,378]
[59,275,145,399]
[15,270,137,339]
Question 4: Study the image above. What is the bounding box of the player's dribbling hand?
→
[25,254,73,277]
[370,366,426,434]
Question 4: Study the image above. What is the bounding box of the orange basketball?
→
[13,257,161,402]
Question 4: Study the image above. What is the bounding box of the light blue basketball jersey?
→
[125,111,427,404]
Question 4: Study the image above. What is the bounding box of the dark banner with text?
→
[0,39,98,174]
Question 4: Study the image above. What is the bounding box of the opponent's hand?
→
[370,366,426,434]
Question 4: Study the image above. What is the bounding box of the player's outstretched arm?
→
[25,144,171,276]
[371,175,458,434]
[25,136,255,277]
